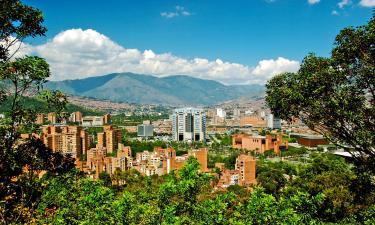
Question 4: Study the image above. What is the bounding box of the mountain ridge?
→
[46,73,265,105]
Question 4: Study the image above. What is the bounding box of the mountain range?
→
[45,73,265,105]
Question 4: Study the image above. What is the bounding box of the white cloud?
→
[161,6,192,19]
[11,28,300,85]
[308,0,320,5]
[338,0,350,8]
[331,10,339,15]
[359,0,375,7]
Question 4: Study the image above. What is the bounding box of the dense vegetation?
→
[6,154,373,224]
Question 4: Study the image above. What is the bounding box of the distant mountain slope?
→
[46,73,265,105]
[0,96,102,115]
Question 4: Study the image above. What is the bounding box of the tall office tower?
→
[172,108,206,142]
[267,114,281,129]
[235,154,256,186]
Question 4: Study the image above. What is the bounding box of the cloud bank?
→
[359,0,375,7]
[14,28,300,85]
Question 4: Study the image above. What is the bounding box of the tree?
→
[266,14,375,172]
[0,1,74,223]
[257,169,287,197]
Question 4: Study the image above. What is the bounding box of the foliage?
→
[265,14,375,172]
[0,1,75,223]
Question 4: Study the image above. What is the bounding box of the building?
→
[103,125,122,154]
[95,125,122,154]
[297,135,329,147]
[84,144,133,179]
[97,132,106,148]
[267,114,281,129]
[41,125,88,159]
[172,108,206,142]
[216,154,256,188]
[232,133,288,154]
[240,116,266,128]
[233,109,241,118]
[137,124,154,137]
[152,119,172,134]
[189,148,208,172]
[82,116,104,127]
[103,114,111,124]
[235,154,256,186]
[47,112,56,124]
[216,108,226,118]
[36,113,45,125]
[69,111,83,123]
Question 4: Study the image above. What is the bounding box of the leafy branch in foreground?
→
[266,14,375,172]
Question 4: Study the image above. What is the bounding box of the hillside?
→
[0,96,102,115]
[46,73,265,105]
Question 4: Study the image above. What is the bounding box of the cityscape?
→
[0,0,374,224]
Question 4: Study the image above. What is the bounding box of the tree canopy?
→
[266,14,375,171]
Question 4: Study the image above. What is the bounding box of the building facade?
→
[267,114,281,129]
[172,108,206,142]
[137,124,154,137]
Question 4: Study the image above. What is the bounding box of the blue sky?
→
[20,0,374,84]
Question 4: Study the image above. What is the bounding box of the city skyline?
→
[17,0,374,84]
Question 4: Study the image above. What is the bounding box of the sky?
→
[17,0,374,84]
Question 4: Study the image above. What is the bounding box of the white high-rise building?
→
[216,108,226,118]
[172,108,206,142]
[267,114,281,129]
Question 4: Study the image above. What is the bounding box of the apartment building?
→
[36,113,45,125]
[69,111,83,123]
[41,125,89,158]
[216,154,256,188]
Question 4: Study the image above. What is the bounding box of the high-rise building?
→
[41,125,87,159]
[267,114,281,129]
[96,125,123,154]
[97,132,106,148]
[172,108,206,142]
